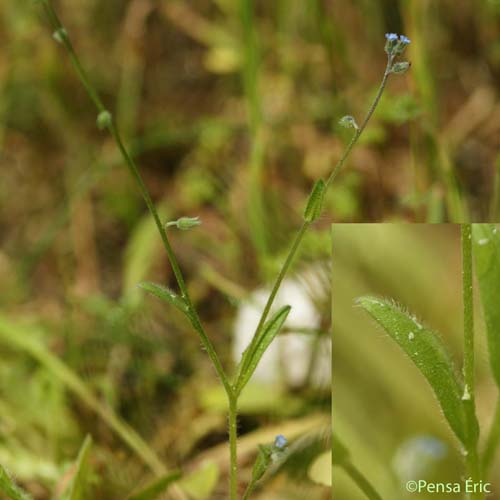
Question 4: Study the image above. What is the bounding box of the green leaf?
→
[0,463,31,500]
[178,461,219,500]
[472,224,500,388]
[303,179,326,223]
[67,435,93,500]
[357,296,466,444]
[127,472,181,500]
[236,306,291,393]
[138,282,189,314]
[250,445,272,483]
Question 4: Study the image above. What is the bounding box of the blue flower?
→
[385,33,412,56]
[274,435,288,450]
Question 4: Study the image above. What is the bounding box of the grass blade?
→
[236,305,291,394]
[127,472,182,500]
[68,435,93,500]
[357,296,466,444]
[472,224,500,388]
[138,282,189,314]
[0,315,166,475]
[0,464,31,500]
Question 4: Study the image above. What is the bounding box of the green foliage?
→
[303,180,326,223]
[177,461,219,500]
[0,315,164,475]
[235,305,291,394]
[0,464,31,500]
[127,472,182,500]
[357,296,467,444]
[472,225,500,388]
[61,436,93,500]
[138,282,189,315]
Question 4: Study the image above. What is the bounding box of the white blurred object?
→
[232,266,331,388]
[393,435,448,483]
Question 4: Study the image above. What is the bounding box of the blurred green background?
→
[1,0,341,498]
[2,1,500,227]
[2,0,500,497]
[332,224,500,499]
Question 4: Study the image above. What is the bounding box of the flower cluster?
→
[385,33,411,56]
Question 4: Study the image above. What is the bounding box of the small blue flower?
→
[399,35,411,45]
[385,33,398,41]
[274,435,288,450]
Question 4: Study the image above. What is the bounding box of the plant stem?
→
[38,1,232,396]
[461,224,482,499]
[341,462,383,500]
[326,56,393,188]
[228,395,239,500]
[242,56,395,389]
[236,221,309,392]
[482,397,500,474]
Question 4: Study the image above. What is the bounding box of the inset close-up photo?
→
[332,224,500,499]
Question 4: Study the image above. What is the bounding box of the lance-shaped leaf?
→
[236,306,291,394]
[472,224,500,388]
[0,464,31,500]
[67,435,93,500]
[357,296,466,444]
[138,282,189,314]
[127,472,181,500]
[303,179,326,223]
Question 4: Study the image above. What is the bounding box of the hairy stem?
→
[326,56,393,187]
[461,224,482,499]
[243,56,395,390]
[228,396,239,500]
[39,1,231,397]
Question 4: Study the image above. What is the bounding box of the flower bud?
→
[96,110,112,130]
[303,179,326,223]
[274,434,288,450]
[394,35,411,55]
[52,28,68,44]
[339,115,359,130]
[384,33,398,55]
[166,216,202,231]
[391,61,411,74]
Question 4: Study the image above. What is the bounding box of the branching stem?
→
[39,4,398,496]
